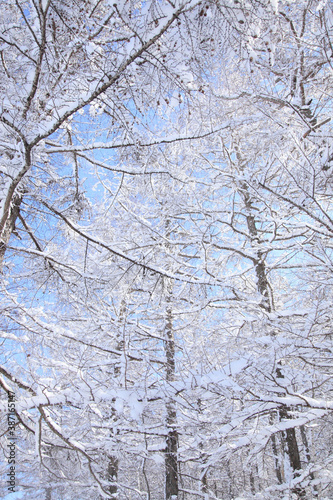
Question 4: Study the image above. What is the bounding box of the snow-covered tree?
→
[1,0,333,499]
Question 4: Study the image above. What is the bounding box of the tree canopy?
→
[1,0,333,499]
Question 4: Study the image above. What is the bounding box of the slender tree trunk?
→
[105,455,119,499]
[165,400,179,499]
[164,281,179,500]
[241,180,305,496]
[101,300,127,499]
[279,406,305,498]
[300,425,318,497]
[249,469,256,495]
[275,365,305,498]
[0,193,21,270]
[270,419,283,484]
[197,399,208,495]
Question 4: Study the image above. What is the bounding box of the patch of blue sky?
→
[2,491,25,500]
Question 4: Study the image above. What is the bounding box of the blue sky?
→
[3,492,24,499]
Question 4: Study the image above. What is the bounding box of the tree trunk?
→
[300,425,318,497]
[270,423,283,484]
[105,455,119,499]
[241,179,305,496]
[0,193,21,270]
[164,283,179,500]
[165,401,179,500]
[101,300,127,499]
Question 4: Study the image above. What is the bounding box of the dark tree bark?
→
[164,283,179,500]
[105,455,119,499]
